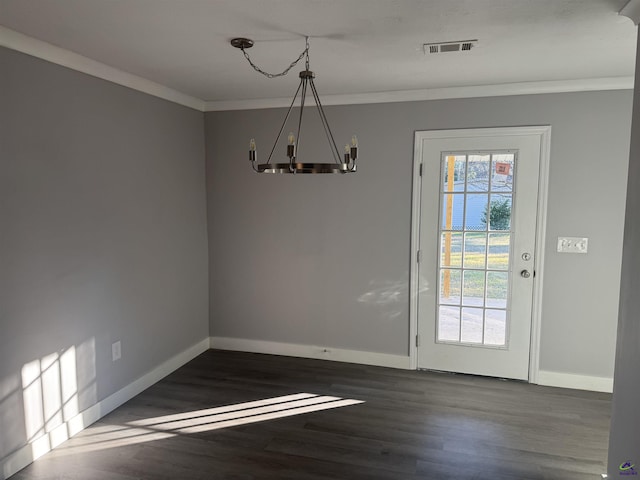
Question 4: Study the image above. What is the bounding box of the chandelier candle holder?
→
[231,36,358,174]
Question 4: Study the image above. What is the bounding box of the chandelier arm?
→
[312,90,339,165]
[309,79,342,164]
[292,78,308,171]
[266,79,304,165]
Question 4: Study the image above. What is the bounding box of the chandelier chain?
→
[241,37,310,79]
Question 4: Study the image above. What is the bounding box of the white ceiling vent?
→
[424,39,477,54]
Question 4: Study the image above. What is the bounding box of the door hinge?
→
[415,335,420,347]
[417,250,423,263]
[419,163,423,176]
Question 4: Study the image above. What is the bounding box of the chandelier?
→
[230,36,358,174]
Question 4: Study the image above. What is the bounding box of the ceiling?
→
[0,0,637,108]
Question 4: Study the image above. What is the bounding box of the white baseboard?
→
[1,337,210,480]
[536,370,613,393]
[209,336,412,370]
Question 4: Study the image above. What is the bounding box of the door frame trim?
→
[409,126,551,383]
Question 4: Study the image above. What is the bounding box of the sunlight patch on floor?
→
[52,393,364,455]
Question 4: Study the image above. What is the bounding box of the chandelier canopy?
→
[231,36,358,174]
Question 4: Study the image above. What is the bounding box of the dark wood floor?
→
[13,350,611,479]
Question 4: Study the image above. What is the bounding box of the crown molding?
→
[620,0,640,24]
[1,27,633,114]
[0,26,205,111]
[204,76,634,111]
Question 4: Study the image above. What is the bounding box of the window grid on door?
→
[436,151,516,348]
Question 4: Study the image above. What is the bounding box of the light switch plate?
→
[557,237,588,254]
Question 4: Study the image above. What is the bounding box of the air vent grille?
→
[440,43,460,53]
[424,39,477,54]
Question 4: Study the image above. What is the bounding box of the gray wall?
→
[206,89,631,377]
[608,30,640,475]
[0,48,209,464]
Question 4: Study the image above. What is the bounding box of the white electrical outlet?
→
[112,341,121,361]
[557,237,588,254]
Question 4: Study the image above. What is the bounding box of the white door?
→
[415,127,546,380]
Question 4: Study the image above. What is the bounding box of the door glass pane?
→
[467,154,490,192]
[438,306,460,342]
[441,194,464,230]
[439,269,461,305]
[462,270,485,307]
[442,155,466,192]
[488,233,510,270]
[436,150,515,348]
[465,194,488,231]
[484,309,507,346]
[463,232,486,269]
[491,153,514,192]
[486,272,508,308]
[461,307,484,343]
[440,232,462,267]
[488,194,512,231]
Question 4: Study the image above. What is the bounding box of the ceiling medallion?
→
[231,36,358,174]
